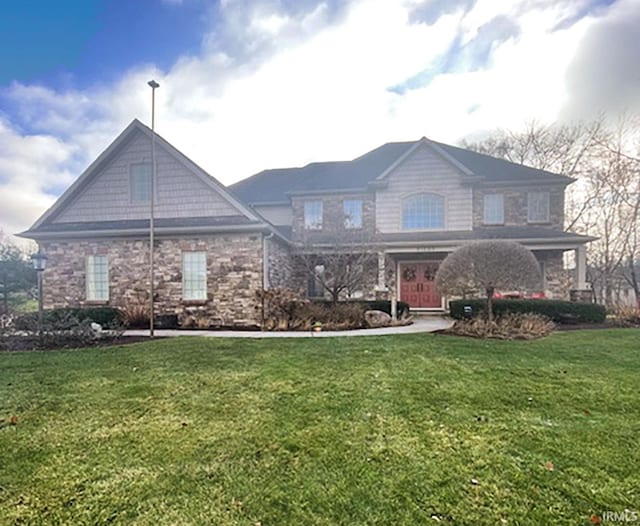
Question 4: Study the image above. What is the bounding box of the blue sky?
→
[0,0,638,237]
[0,0,206,89]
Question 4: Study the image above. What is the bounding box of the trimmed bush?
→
[449,299,606,324]
[15,307,123,330]
[445,313,555,340]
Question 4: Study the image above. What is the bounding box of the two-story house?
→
[20,120,593,327]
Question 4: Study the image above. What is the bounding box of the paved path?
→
[125,316,452,338]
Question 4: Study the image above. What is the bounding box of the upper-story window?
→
[130,163,152,203]
[528,191,550,223]
[402,193,445,230]
[483,194,504,225]
[343,199,363,229]
[86,255,109,301]
[304,200,323,230]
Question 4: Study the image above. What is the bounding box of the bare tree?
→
[0,231,36,314]
[295,223,380,304]
[435,241,541,323]
[462,115,640,307]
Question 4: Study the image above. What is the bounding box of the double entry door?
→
[399,262,442,309]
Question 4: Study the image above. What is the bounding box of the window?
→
[528,191,550,223]
[86,255,109,301]
[304,200,323,230]
[343,199,363,229]
[130,163,152,203]
[483,194,504,225]
[182,252,207,300]
[402,193,445,229]
[307,264,325,298]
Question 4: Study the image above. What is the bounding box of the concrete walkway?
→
[125,316,452,338]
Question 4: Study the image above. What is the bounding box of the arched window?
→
[402,193,445,229]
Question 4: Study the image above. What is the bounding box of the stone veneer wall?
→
[266,237,293,289]
[472,185,565,230]
[41,233,264,327]
[290,193,375,242]
[535,250,571,300]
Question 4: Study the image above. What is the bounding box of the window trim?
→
[343,199,363,229]
[401,192,446,231]
[182,251,207,301]
[303,200,323,230]
[130,162,153,204]
[86,255,109,302]
[527,191,550,224]
[483,193,505,225]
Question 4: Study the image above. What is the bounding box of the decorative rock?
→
[364,309,392,328]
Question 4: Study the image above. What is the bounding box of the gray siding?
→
[254,205,293,226]
[54,129,240,223]
[375,144,472,232]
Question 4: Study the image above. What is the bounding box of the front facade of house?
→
[21,120,594,326]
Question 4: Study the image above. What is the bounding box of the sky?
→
[1,0,638,238]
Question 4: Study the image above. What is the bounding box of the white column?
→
[575,245,587,289]
[377,252,386,291]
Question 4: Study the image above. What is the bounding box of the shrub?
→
[445,313,555,340]
[256,289,310,331]
[292,302,366,331]
[14,307,123,330]
[449,299,606,324]
[311,299,411,319]
[610,306,640,328]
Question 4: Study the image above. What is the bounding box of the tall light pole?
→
[148,79,159,338]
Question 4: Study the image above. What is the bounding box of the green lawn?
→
[1,331,639,525]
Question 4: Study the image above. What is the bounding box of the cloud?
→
[560,0,640,121]
[0,0,634,238]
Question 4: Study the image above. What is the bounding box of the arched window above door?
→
[402,193,445,229]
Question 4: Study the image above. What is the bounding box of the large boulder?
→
[364,310,392,328]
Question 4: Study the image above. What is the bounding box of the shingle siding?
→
[54,129,239,223]
[375,144,473,233]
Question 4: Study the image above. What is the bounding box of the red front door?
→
[399,262,442,308]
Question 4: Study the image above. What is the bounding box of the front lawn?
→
[1,330,638,525]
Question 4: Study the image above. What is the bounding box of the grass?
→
[0,330,639,525]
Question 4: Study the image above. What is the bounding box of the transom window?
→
[402,193,445,230]
[528,191,550,223]
[182,252,207,300]
[130,163,152,203]
[86,255,109,301]
[483,193,504,225]
[343,199,363,229]
[304,200,323,230]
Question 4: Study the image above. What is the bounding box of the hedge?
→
[449,299,606,324]
[311,299,411,318]
[15,307,124,329]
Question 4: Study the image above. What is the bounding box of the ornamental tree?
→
[435,240,542,323]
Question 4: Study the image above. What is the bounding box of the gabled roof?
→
[229,137,574,205]
[25,119,262,235]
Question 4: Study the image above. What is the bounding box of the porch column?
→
[376,252,386,290]
[575,245,587,289]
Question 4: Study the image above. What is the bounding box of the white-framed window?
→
[130,163,152,203]
[86,255,109,301]
[304,200,323,230]
[402,193,445,229]
[182,252,207,300]
[528,191,550,223]
[483,193,504,225]
[343,199,363,229]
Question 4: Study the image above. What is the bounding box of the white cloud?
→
[0,0,629,237]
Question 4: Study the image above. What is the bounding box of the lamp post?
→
[30,250,48,339]
[148,79,159,338]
